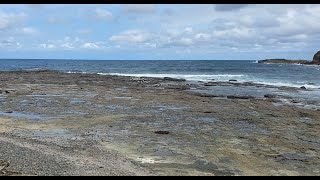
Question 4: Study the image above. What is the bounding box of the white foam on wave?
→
[97,73,319,89]
[67,71,88,74]
[101,73,245,81]
[252,81,319,89]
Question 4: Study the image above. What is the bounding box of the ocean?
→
[0,59,320,89]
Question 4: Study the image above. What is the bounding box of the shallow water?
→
[190,85,320,104]
[0,111,54,121]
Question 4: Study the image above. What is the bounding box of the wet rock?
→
[229,79,237,82]
[227,95,255,99]
[4,111,13,114]
[203,111,212,114]
[273,153,312,164]
[241,82,255,86]
[300,86,307,90]
[163,77,186,82]
[154,131,170,135]
[193,93,225,98]
[264,94,277,98]
[164,85,190,90]
[204,82,216,86]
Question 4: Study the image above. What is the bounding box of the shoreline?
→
[73,70,319,90]
[2,68,319,90]
[0,70,319,176]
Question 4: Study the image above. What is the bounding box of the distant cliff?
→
[258,51,320,65]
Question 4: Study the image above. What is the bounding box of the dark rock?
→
[227,95,255,99]
[204,82,217,86]
[5,91,10,94]
[264,94,277,98]
[165,85,190,90]
[154,131,170,135]
[192,93,224,98]
[203,111,212,114]
[313,51,320,64]
[300,86,307,90]
[163,77,186,82]
[229,79,237,82]
[4,111,13,113]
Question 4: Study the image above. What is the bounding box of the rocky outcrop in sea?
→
[258,51,320,65]
[313,51,320,64]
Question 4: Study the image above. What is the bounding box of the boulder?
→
[163,77,186,82]
[204,82,217,86]
[264,94,277,98]
[313,51,320,64]
[154,131,170,135]
[227,95,255,99]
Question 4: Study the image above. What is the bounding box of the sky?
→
[0,4,319,60]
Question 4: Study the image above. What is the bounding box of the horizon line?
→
[0,58,262,61]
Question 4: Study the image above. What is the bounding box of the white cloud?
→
[184,27,193,34]
[109,30,151,43]
[145,42,157,48]
[47,17,68,24]
[177,38,193,46]
[61,43,74,49]
[2,4,320,57]
[37,37,107,51]
[195,33,212,42]
[214,4,249,11]
[124,4,156,13]
[39,43,56,49]
[93,8,113,21]
[27,4,46,9]
[82,42,100,49]
[0,11,27,30]
[21,27,38,35]
[0,37,22,49]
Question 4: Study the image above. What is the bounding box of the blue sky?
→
[0,4,319,60]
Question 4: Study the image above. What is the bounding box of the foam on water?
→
[98,73,320,89]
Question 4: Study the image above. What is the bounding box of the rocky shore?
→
[258,51,320,65]
[0,70,319,176]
